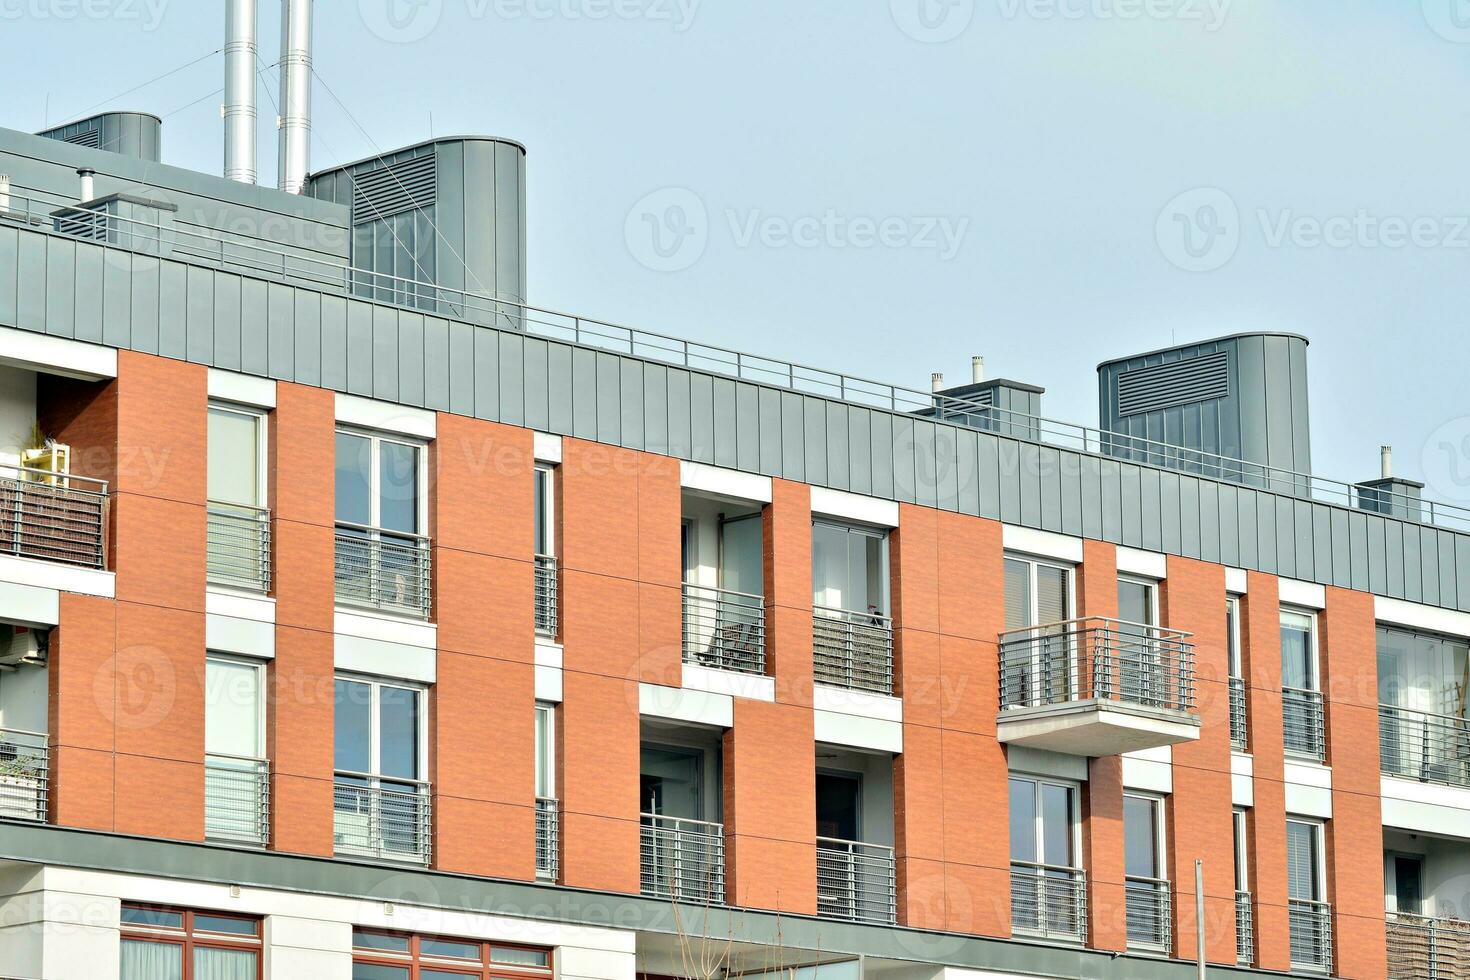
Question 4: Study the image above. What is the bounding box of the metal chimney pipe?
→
[224,0,259,184]
[77,168,96,202]
[1381,445,1393,480]
[972,355,985,384]
[277,0,313,194]
[0,175,10,214]
[931,372,945,393]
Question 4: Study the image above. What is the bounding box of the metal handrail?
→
[206,501,272,592]
[1379,704,1470,789]
[0,462,107,570]
[812,605,894,695]
[13,174,1464,536]
[534,554,558,637]
[1289,898,1333,973]
[535,796,559,881]
[0,727,48,824]
[331,772,432,865]
[1283,686,1326,761]
[1387,911,1470,980]
[997,617,1196,713]
[1124,875,1172,952]
[204,753,270,847]
[640,813,726,905]
[1228,675,1248,750]
[682,583,766,675]
[816,836,896,925]
[1010,860,1088,943]
[1236,890,1254,966]
[333,523,432,618]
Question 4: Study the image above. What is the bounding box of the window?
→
[1117,577,1157,628]
[1116,577,1163,706]
[120,904,260,980]
[811,521,889,617]
[204,655,268,846]
[207,403,269,591]
[1002,556,1074,707]
[1227,596,1247,750]
[533,465,555,559]
[335,429,429,616]
[1232,808,1250,896]
[534,703,554,800]
[351,929,552,980]
[1234,808,1253,965]
[1286,818,1331,971]
[1281,610,1324,760]
[1009,775,1084,941]
[1003,555,1073,630]
[1123,794,1169,950]
[1377,625,1470,786]
[1389,853,1425,916]
[334,676,430,861]
[534,466,558,636]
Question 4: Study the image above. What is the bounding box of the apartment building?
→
[0,19,1467,980]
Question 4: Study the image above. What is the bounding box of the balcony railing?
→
[0,728,48,823]
[1283,687,1326,761]
[1229,675,1248,750]
[682,584,766,675]
[1125,876,1172,952]
[204,754,270,847]
[1235,890,1255,965]
[812,606,893,695]
[206,503,271,592]
[1010,862,1087,943]
[998,618,1196,713]
[0,464,106,569]
[1380,705,1470,789]
[1388,912,1470,980]
[640,814,726,906]
[1289,898,1333,973]
[534,554,558,636]
[816,837,896,924]
[332,774,432,864]
[535,797,559,881]
[334,524,432,619]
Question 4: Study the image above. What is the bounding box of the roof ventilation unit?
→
[0,624,48,668]
[36,112,162,162]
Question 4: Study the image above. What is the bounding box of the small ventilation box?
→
[0,624,48,667]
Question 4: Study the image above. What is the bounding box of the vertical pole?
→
[1196,858,1207,980]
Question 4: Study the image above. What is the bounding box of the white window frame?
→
[811,518,891,617]
[1280,608,1321,692]
[534,464,556,558]
[1008,774,1084,872]
[1232,807,1250,895]
[535,702,555,799]
[204,653,266,762]
[207,401,268,508]
[1123,791,1168,880]
[334,427,429,535]
[334,673,429,782]
[1003,553,1077,629]
[1285,816,1327,904]
[1226,595,1244,679]
[1117,574,1160,627]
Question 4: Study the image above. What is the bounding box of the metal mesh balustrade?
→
[0,729,48,823]
[998,618,1196,714]
[816,838,896,924]
[1125,877,1172,952]
[682,585,766,675]
[1236,891,1255,966]
[207,503,272,592]
[1283,687,1326,761]
[535,555,559,636]
[333,525,432,618]
[1229,676,1248,750]
[812,607,893,694]
[1289,899,1333,973]
[1388,912,1470,980]
[332,776,432,864]
[640,815,726,905]
[1380,705,1470,788]
[1010,863,1087,942]
[0,466,107,569]
[204,755,270,847]
[535,797,559,881]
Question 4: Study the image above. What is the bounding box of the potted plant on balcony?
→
[19,423,69,487]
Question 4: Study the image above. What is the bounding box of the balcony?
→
[1381,705,1470,788]
[816,837,896,925]
[1387,913,1470,980]
[682,584,765,675]
[0,463,106,570]
[206,503,271,592]
[812,606,893,695]
[535,796,559,881]
[640,814,726,906]
[1289,898,1333,973]
[332,774,432,864]
[1010,862,1087,943]
[996,618,1200,756]
[333,524,432,619]
[1229,675,1248,750]
[204,754,270,847]
[1283,687,1326,761]
[1125,876,1171,952]
[534,554,558,636]
[1236,891,1254,966]
[0,728,47,823]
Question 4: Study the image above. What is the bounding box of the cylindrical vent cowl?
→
[224,0,259,184]
[277,0,313,194]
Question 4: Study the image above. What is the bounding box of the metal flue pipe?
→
[277,0,313,194]
[224,0,259,183]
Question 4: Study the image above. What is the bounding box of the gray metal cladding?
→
[37,112,162,163]
[1117,350,1231,417]
[3,218,1470,613]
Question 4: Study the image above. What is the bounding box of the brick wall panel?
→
[1243,571,1290,972]
[724,698,816,914]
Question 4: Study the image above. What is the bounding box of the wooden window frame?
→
[120,903,262,980]
[351,929,554,980]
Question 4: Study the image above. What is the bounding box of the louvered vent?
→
[351,154,436,223]
[64,129,101,149]
[1117,351,1230,417]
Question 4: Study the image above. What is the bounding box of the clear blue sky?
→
[6,1,1470,502]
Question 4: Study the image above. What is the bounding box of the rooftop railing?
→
[682,584,766,675]
[816,837,896,925]
[332,773,432,865]
[998,618,1196,714]
[1380,704,1470,789]
[9,177,1468,539]
[640,814,726,906]
[334,523,432,619]
[207,502,271,592]
[0,728,48,823]
[0,463,107,570]
[813,606,893,695]
[1010,862,1087,943]
[1387,912,1470,980]
[204,754,270,847]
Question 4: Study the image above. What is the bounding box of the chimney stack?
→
[972,355,985,384]
[931,372,946,393]
[277,0,314,194]
[77,168,95,202]
[1381,445,1393,480]
[224,0,259,184]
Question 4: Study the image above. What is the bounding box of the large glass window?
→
[1009,775,1083,940]
[1281,609,1325,759]
[1117,578,1157,628]
[1003,556,1072,630]
[336,430,423,534]
[335,677,423,781]
[120,904,260,980]
[812,521,888,617]
[207,405,264,508]
[204,656,267,846]
[351,929,551,980]
[641,744,705,821]
[1378,625,1469,718]
[1287,816,1330,971]
[1002,556,1074,706]
[1123,794,1169,949]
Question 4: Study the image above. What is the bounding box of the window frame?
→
[1002,553,1077,631]
[334,425,430,536]
[534,702,555,799]
[119,903,262,980]
[1117,574,1159,628]
[207,401,269,509]
[204,652,267,762]
[810,518,891,618]
[1285,816,1327,903]
[533,464,556,558]
[1232,807,1250,895]
[334,673,429,783]
[1226,595,1244,680]
[1122,791,1168,882]
[1280,607,1321,693]
[1007,773,1083,872]
[350,929,553,980]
